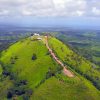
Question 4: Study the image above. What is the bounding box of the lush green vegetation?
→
[0,37,59,99]
[0,36,100,99]
[0,64,2,75]
[54,32,100,67]
[32,76,100,100]
[0,77,13,100]
[48,37,100,90]
[0,32,31,52]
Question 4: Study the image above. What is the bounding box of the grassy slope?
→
[0,64,2,75]
[0,36,100,99]
[0,38,58,89]
[0,77,13,100]
[32,76,100,100]
[48,37,91,71]
[0,37,58,99]
[48,37,100,88]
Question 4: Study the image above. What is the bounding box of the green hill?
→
[0,36,100,100]
[48,37,100,90]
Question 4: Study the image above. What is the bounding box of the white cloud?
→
[0,9,9,15]
[53,0,65,9]
[0,0,99,17]
[76,11,85,16]
[22,10,33,16]
[92,7,100,15]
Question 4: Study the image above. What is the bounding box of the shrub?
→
[26,89,33,96]
[46,51,50,55]
[15,89,25,95]
[7,91,13,99]
[2,70,10,76]
[10,72,18,80]
[46,68,55,79]
[15,80,28,86]
[7,88,15,99]
[32,54,37,60]
[23,95,30,100]
[14,56,18,60]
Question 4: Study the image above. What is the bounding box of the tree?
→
[32,54,37,60]
[7,90,13,99]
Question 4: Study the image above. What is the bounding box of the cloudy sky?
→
[0,0,100,28]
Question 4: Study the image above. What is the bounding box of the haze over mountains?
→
[0,17,100,30]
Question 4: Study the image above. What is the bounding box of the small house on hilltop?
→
[30,33,40,36]
[34,33,40,36]
[30,33,42,40]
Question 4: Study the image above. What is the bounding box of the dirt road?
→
[44,36,74,77]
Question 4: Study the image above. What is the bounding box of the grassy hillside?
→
[0,36,100,99]
[32,76,100,100]
[0,38,58,89]
[0,64,2,75]
[0,37,59,99]
[48,37,100,90]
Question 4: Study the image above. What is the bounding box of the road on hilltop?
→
[44,36,74,78]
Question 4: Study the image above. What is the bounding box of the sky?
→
[0,0,100,28]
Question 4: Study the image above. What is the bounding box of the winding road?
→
[44,36,74,77]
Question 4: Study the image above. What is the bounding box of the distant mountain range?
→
[0,24,100,33]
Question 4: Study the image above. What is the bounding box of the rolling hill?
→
[48,37,100,90]
[0,35,100,100]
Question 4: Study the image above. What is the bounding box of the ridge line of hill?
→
[44,35,74,77]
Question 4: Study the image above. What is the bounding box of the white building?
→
[34,33,40,36]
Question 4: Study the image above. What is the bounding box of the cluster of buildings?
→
[31,33,42,40]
